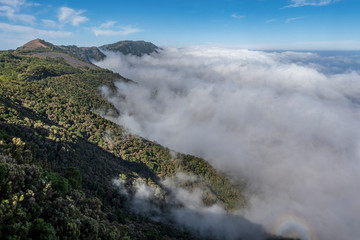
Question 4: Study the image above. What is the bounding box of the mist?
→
[95,47,360,240]
[113,173,267,240]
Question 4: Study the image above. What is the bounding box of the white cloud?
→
[91,21,143,36]
[0,22,71,38]
[58,7,89,26]
[0,0,36,25]
[42,19,59,28]
[95,47,360,240]
[113,174,268,240]
[0,0,41,8]
[266,18,277,23]
[284,0,338,8]
[285,16,306,23]
[0,0,26,8]
[99,20,116,29]
[231,14,245,19]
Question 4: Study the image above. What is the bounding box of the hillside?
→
[100,40,160,56]
[59,45,106,62]
[0,40,294,240]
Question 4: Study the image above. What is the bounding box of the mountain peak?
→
[18,39,54,50]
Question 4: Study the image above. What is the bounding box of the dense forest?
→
[0,40,294,239]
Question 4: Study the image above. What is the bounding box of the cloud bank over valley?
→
[95,47,360,240]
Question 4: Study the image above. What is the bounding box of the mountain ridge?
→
[17,39,160,63]
[100,40,160,57]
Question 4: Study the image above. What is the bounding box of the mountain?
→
[17,39,104,64]
[16,39,100,71]
[100,40,160,56]
[59,45,106,62]
[1,39,294,240]
[17,38,55,50]
[18,39,160,63]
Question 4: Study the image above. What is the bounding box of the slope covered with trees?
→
[100,40,160,56]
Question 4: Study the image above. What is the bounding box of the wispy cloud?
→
[231,14,245,19]
[0,22,71,38]
[58,7,88,26]
[91,21,143,36]
[0,0,36,24]
[0,0,40,11]
[284,0,339,8]
[99,20,117,29]
[266,18,277,23]
[0,0,26,8]
[42,19,59,28]
[286,16,306,23]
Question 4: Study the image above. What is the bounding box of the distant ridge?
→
[15,38,161,72]
[18,39,160,62]
[59,45,106,62]
[100,40,159,56]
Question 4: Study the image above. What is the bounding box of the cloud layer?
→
[113,173,267,240]
[96,47,360,240]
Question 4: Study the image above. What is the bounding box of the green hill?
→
[100,40,159,56]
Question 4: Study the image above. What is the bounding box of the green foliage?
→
[65,167,82,190]
[43,170,70,194]
[0,155,130,240]
[28,218,57,240]
[59,45,106,62]
[100,40,159,56]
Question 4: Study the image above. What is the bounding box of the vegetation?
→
[100,40,160,56]
[58,45,106,62]
[0,154,128,240]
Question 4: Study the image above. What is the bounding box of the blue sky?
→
[0,0,359,50]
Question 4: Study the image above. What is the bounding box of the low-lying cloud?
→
[113,173,267,240]
[95,47,360,240]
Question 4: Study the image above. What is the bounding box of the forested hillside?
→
[100,41,159,56]
[0,41,294,240]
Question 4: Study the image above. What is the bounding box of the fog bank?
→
[113,173,267,240]
[96,48,360,240]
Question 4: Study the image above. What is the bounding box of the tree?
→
[65,167,82,190]
[28,218,57,240]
